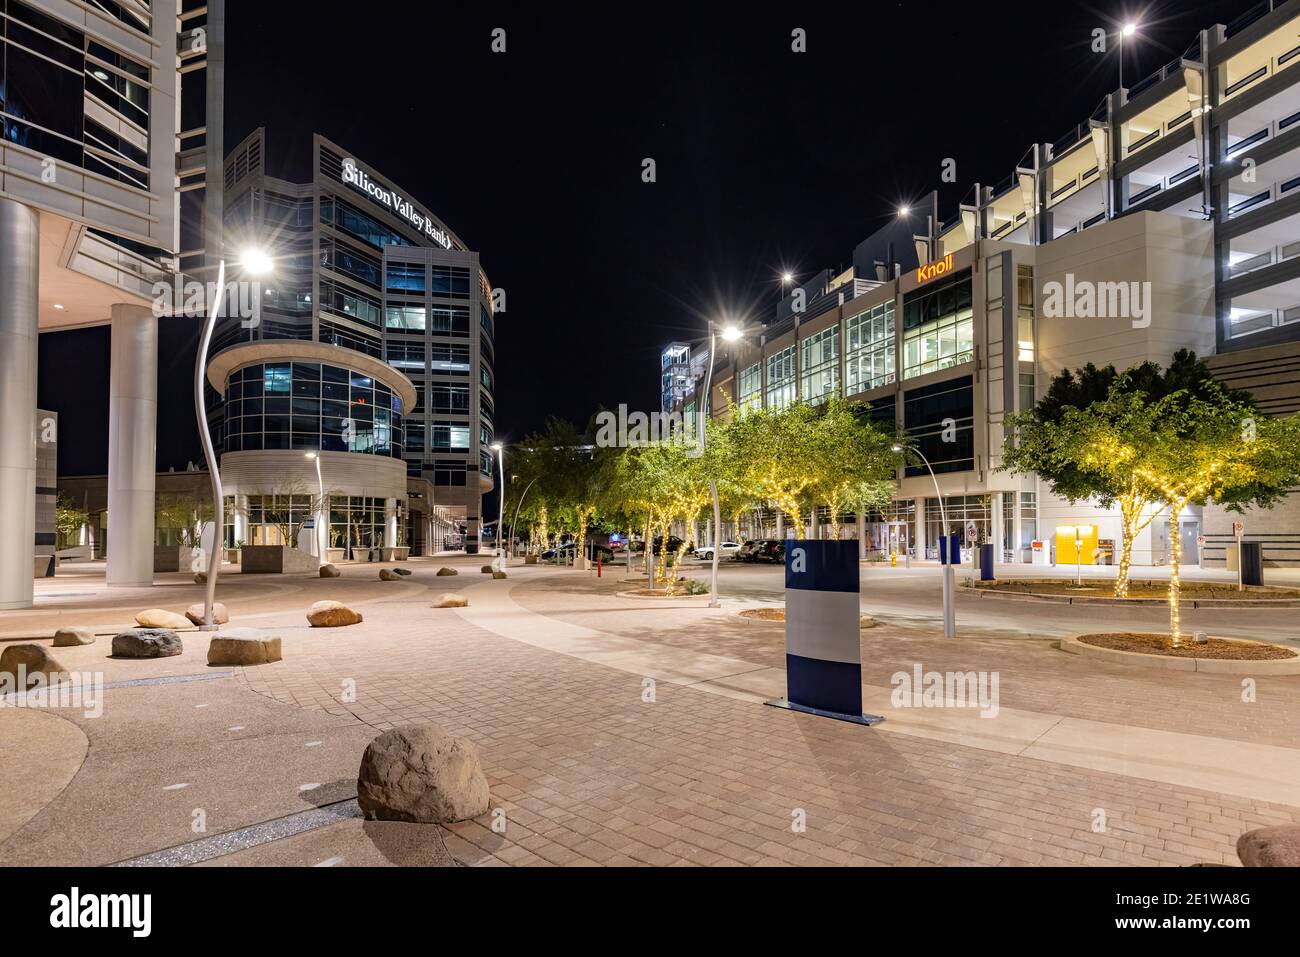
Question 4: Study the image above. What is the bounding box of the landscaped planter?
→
[325,548,347,564]
[1059,633,1300,674]
[381,546,409,562]
[967,578,1300,608]
[240,544,319,574]
[154,545,202,574]
[524,555,538,565]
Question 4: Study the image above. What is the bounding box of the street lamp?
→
[892,441,955,638]
[696,319,743,609]
[305,451,325,566]
[194,247,272,631]
[1119,22,1138,89]
[490,442,505,564]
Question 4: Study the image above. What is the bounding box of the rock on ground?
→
[185,601,229,625]
[207,627,283,666]
[492,571,508,580]
[319,563,341,578]
[112,629,183,658]
[436,567,458,576]
[356,723,490,823]
[0,644,67,688]
[135,608,190,629]
[1238,826,1300,866]
[480,565,494,574]
[52,626,96,647]
[193,572,207,584]
[379,568,401,581]
[307,600,362,627]
[432,593,468,608]
[392,567,412,576]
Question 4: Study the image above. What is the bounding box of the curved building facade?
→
[209,129,496,555]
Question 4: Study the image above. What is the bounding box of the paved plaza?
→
[2,556,1298,867]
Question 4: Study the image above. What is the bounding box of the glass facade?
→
[222,361,404,457]
[800,326,839,403]
[737,362,761,411]
[902,375,974,476]
[902,270,974,379]
[845,301,896,393]
[765,345,796,410]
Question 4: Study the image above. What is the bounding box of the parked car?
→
[736,540,766,562]
[650,535,685,556]
[752,539,786,563]
[694,541,741,561]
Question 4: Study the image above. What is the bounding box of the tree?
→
[1129,385,1300,645]
[724,402,825,538]
[1003,350,1254,598]
[806,398,899,539]
[155,492,213,548]
[54,494,91,548]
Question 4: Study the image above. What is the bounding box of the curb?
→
[1058,634,1300,674]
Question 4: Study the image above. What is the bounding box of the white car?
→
[694,542,741,560]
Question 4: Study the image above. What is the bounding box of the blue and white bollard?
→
[765,539,882,726]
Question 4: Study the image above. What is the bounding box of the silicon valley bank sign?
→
[340,159,453,249]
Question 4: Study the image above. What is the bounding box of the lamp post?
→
[696,320,743,609]
[892,442,955,638]
[507,474,540,566]
[490,441,505,564]
[194,248,272,631]
[1119,22,1137,90]
[305,451,325,566]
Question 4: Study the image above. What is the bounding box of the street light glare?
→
[897,205,910,217]
[304,451,316,460]
[490,442,503,451]
[1122,22,1137,36]
[781,271,794,283]
[891,443,905,453]
[240,247,274,276]
[721,325,742,342]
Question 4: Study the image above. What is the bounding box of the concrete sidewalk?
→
[457,568,1300,809]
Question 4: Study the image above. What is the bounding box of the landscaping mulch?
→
[1078,632,1297,660]
[739,608,875,628]
[981,580,1300,600]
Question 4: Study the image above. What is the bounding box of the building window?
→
[736,362,761,411]
[765,345,796,410]
[1016,265,1035,362]
[386,262,425,293]
[846,301,896,392]
[800,326,839,404]
[384,305,426,330]
[432,422,470,450]
[902,270,974,379]
[902,375,974,476]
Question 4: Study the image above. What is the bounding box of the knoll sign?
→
[340,159,453,250]
[916,253,954,284]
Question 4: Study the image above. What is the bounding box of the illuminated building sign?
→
[340,159,453,250]
[916,253,954,284]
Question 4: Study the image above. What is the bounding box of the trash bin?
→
[978,543,995,581]
[1240,542,1263,586]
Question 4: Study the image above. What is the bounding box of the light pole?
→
[490,442,505,564]
[892,442,955,638]
[507,474,540,566]
[696,319,742,609]
[194,248,272,631]
[1119,22,1137,90]
[305,451,325,566]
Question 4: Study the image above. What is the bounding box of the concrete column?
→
[857,511,867,559]
[810,508,819,539]
[384,498,398,548]
[233,494,248,546]
[992,492,1005,563]
[107,303,158,586]
[914,497,927,561]
[0,198,39,609]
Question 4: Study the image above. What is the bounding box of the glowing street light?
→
[897,205,911,218]
[194,246,272,630]
[1119,21,1140,89]
[490,442,505,564]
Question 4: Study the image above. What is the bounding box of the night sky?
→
[40,0,1252,482]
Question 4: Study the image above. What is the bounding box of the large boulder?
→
[0,644,66,689]
[319,563,341,578]
[392,567,412,577]
[356,724,490,824]
[207,627,282,666]
[379,568,402,581]
[112,629,183,658]
[52,626,96,647]
[307,600,362,627]
[480,565,494,574]
[432,593,468,609]
[135,608,190,629]
[436,567,458,576]
[185,601,229,626]
[492,571,508,580]
[1238,826,1300,867]
[193,571,207,584]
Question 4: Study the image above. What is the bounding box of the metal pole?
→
[701,325,722,609]
[507,474,539,567]
[912,446,953,638]
[196,260,227,631]
[314,454,325,566]
[495,446,506,561]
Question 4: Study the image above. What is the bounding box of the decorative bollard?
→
[765,540,882,726]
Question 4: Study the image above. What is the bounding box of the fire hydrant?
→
[890,551,897,567]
